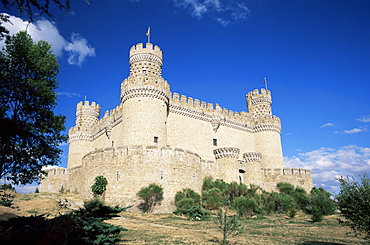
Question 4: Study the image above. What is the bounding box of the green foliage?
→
[233,196,258,218]
[91,176,108,197]
[0,31,67,185]
[225,182,248,204]
[1,1,71,19]
[336,173,370,240]
[306,187,336,222]
[0,198,129,244]
[175,188,201,209]
[137,183,163,213]
[35,188,39,193]
[0,184,15,207]
[214,208,242,245]
[202,187,223,210]
[277,182,295,195]
[174,206,210,220]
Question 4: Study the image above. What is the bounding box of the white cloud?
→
[64,33,95,66]
[0,14,95,66]
[57,92,81,98]
[174,0,250,26]
[357,115,370,123]
[343,127,367,134]
[320,122,334,128]
[284,145,370,193]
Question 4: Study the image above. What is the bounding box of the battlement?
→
[214,147,240,159]
[243,152,262,162]
[262,167,312,176]
[170,92,250,119]
[82,145,203,163]
[130,43,162,58]
[76,101,101,116]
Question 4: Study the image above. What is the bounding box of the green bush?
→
[336,174,370,240]
[0,198,129,244]
[175,188,201,209]
[233,196,258,218]
[137,183,163,212]
[202,187,223,210]
[91,176,108,197]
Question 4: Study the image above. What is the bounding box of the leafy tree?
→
[233,196,258,218]
[91,176,108,197]
[306,187,336,222]
[336,174,370,240]
[0,31,67,185]
[137,183,163,213]
[214,208,242,245]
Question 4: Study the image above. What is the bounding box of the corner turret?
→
[75,101,101,130]
[246,89,272,117]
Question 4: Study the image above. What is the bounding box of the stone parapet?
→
[213,147,240,159]
[243,152,262,162]
[120,86,170,105]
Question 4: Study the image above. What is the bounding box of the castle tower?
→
[213,147,240,183]
[246,89,284,169]
[67,101,100,169]
[241,152,264,186]
[120,43,170,147]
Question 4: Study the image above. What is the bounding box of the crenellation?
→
[40,41,313,211]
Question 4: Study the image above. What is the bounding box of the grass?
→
[108,212,366,245]
[0,193,367,244]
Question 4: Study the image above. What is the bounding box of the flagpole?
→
[264,77,268,91]
[146,27,150,43]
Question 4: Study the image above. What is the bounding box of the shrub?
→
[202,187,223,210]
[277,182,295,195]
[233,196,258,218]
[137,183,163,212]
[175,188,201,210]
[0,198,129,244]
[175,206,210,220]
[91,176,108,197]
[308,187,336,215]
[225,182,248,204]
[336,174,370,240]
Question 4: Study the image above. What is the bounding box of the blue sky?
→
[1,0,369,193]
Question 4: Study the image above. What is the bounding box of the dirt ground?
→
[0,193,366,245]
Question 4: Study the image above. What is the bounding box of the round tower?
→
[120,43,170,147]
[67,101,100,169]
[241,152,264,186]
[246,89,283,169]
[213,147,240,183]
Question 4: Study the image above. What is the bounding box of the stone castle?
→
[40,42,313,212]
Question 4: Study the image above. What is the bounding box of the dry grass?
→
[108,212,365,245]
[0,193,366,244]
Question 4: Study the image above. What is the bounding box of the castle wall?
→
[66,145,208,212]
[167,93,256,161]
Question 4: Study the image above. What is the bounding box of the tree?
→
[0,31,67,185]
[336,173,370,240]
[137,183,163,213]
[0,0,90,39]
[214,208,242,245]
[91,176,108,197]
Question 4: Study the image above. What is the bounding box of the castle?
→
[40,42,313,212]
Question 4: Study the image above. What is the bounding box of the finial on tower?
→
[146,27,151,43]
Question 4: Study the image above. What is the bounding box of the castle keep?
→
[40,42,313,212]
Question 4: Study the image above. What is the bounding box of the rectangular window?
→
[154,136,158,143]
[213,138,217,146]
